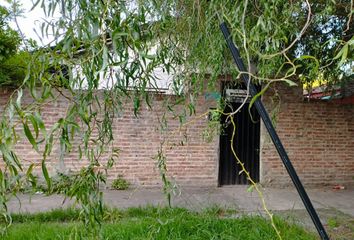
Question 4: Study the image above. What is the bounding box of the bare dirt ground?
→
[276,208,354,240]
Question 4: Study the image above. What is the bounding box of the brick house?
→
[0,78,353,188]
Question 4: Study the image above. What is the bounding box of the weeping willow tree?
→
[0,0,353,237]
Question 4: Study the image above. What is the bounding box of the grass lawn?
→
[2,207,317,240]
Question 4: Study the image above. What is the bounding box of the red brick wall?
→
[110,95,219,187]
[0,88,219,187]
[261,83,354,187]
[1,84,353,188]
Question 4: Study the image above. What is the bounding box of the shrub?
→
[111,175,130,190]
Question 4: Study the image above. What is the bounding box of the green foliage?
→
[155,148,173,207]
[0,0,353,238]
[33,172,75,194]
[294,1,354,86]
[0,28,20,62]
[0,5,23,86]
[12,168,111,235]
[3,208,81,224]
[327,217,339,229]
[1,207,316,240]
[203,107,222,142]
[111,175,130,190]
[0,6,20,60]
[0,51,39,87]
[50,167,107,235]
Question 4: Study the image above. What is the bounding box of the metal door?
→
[219,83,260,185]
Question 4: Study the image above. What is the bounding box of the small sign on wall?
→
[225,89,250,103]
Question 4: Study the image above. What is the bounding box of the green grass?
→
[2,207,317,240]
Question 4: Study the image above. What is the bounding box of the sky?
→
[0,0,56,45]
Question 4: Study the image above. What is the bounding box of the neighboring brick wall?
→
[343,80,354,97]
[261,83,354,187]
[1,83,353,188]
